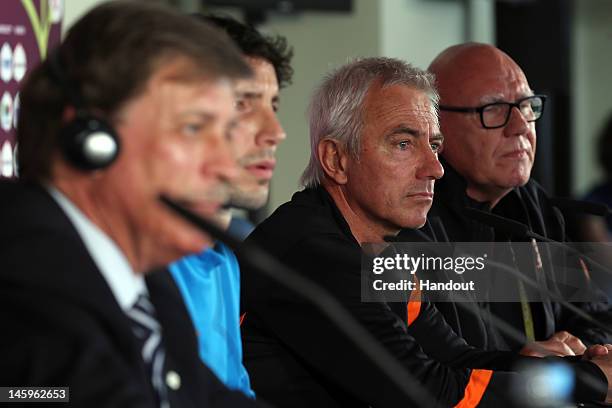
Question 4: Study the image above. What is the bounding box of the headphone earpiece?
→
[48,49,120,171]
[59,113,120,171]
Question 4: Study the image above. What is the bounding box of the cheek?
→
[444,135,481,169]
[162,144,189,165]
[156,142,199,177]
[528,130,537,154]
[366,167,395,198]
[479,132,506,162]
[442,118,473,149]
[479,140,496,162]
[143,142,207,199]
[232,120,258,159]
[234,145,252,163]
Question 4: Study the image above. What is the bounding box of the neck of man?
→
[213,208,232,231]
[465,184,512,209]
[52,175,146,272]
[323,183,399,246]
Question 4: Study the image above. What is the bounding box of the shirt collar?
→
[46,185,147,311]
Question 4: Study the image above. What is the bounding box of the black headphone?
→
[47,49,120,171]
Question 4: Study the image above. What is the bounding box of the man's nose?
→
[504,105,530,137]
[417,145,444,181]
[256,108,286,147]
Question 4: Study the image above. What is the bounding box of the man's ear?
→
[318,138,349,185]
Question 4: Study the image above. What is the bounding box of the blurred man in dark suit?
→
[0,2,264,407]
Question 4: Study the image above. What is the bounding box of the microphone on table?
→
[549,198,611,217]
[462,207,612,337]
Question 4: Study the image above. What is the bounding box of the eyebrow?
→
[480,92,535,104]
[177,111,215,122]
[388,125,421,138]
[480,94,505,104]
[236,90,281,102]
[431,133,444,144]
[387,126,443,143]
[235,91,263,100]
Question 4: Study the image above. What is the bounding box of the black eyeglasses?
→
[439,95,547,129]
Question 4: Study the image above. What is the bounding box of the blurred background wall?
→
[573,0,612,196]
[61,0,612,216]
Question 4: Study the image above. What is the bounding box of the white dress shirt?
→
[47,185,147,311]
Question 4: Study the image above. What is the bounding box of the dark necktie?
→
[127,293,169,408]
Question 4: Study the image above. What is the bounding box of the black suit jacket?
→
[0,181,260,408]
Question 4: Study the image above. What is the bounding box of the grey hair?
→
[300,57,439,188]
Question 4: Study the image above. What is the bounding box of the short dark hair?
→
[17,0,251,182]
[196,14,294,88]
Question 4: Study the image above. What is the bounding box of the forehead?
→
[443,49,532,104]
[145,61,232,102]
[363,84,438,129]
[234,57,278,91]
[117,64,234,133]
[153,78,232,103]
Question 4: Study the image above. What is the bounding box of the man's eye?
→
[431,142,443,153]
[183,123,203,136]
[235,98,251,113]
[398,141,410,150]
[483,104,505,115]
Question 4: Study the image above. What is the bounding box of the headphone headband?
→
[47,49,120,171]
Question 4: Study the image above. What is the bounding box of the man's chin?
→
[401,214,428,231]
[172,228,214,259]
[502,162,533,187]
[228,188,270,210]
[500,173,531,189]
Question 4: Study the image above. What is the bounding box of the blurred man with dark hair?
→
[0,2,262,407]
[168,14,292,397]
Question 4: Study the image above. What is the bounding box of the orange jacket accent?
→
[406,275,421,326]
[454,369,493,408]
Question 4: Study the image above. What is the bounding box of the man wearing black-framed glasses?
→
[407,42,612,358]
[430,44,542,204]
[440,94,546,130]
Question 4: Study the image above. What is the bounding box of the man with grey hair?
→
[240,57,612,407]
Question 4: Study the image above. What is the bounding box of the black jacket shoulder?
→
[0,181,259,408]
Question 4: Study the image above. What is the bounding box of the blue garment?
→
[228,216,255,241]
[170,242,255,398]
